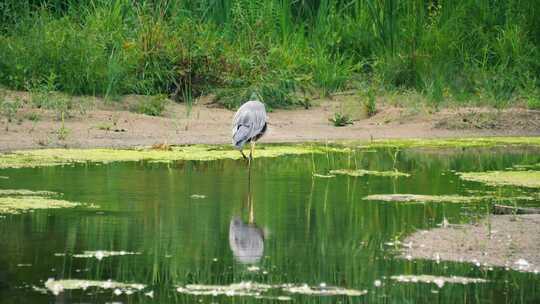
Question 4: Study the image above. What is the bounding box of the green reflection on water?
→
[0,146,539,303]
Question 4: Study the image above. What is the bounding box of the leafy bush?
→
[215,76,300,110]
[135,95,168,116]
[527,96,540,110]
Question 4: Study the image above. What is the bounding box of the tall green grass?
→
[0,0,538,108]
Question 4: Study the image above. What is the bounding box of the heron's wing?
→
[246,106,267,138]
[232,125,251,148]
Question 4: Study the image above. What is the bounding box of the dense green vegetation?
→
[0,0,539,109]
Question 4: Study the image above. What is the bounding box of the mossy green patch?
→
[330,169,410,177]
[0,145,349,169]
[458,171,540,188]
[0,196,81,214]
[364,194,487,203]
[344,137,540,150]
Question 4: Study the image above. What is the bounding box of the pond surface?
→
[0,146,539,303]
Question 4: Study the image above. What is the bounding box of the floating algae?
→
[312,173,336,178]
[0,145,349,169]
[348,137,540,150]
[391,275,488,288]
[364,194,488,203]
[176,282,366,297]
[330,169,410,177]
[255,295,292,301]
[45,279,145,296]
[0,196,81,215]
[0,189,58,196]
[281,284,367,296]
[190,194,206,199]
[1,137,538,169]
[512,163,540,170]
[55,251,141,260]
[458,171,540,188]
[0,176,8,179]
[16,263,32,267]
[176,282,273,297]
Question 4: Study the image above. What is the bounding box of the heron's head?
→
[249,92,261,102]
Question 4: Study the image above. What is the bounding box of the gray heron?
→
[232,99,267,164]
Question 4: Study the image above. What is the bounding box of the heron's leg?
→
[249,141,255,161]
[240,150,248,160]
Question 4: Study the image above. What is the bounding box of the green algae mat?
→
[458,171,540,188]
[0,145,348,169]
[1,137,539,169]
[0,139,540,303]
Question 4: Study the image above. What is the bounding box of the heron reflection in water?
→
[229,168,265,264]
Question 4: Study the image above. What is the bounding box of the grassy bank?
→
[0,0,539,110]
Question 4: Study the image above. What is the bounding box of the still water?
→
[0,146,539,303]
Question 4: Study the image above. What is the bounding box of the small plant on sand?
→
[28,74,73,120]
[25,112,40,122]
[1,98,22,131]
[329,112,353,127]
[136,95,168,116]
[56,104,70,141]
[28,73,58,109]
[363,89,377,117]
[96,123,112,131]
[51,95,73,121]
[56,122,70,141]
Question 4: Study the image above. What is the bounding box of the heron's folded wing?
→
[232,125,250,148]
[246,108,267,139]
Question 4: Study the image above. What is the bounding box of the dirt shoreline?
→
[1,92,539,152]
[401,215,540,273]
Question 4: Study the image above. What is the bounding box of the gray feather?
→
[232,100,267,149]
